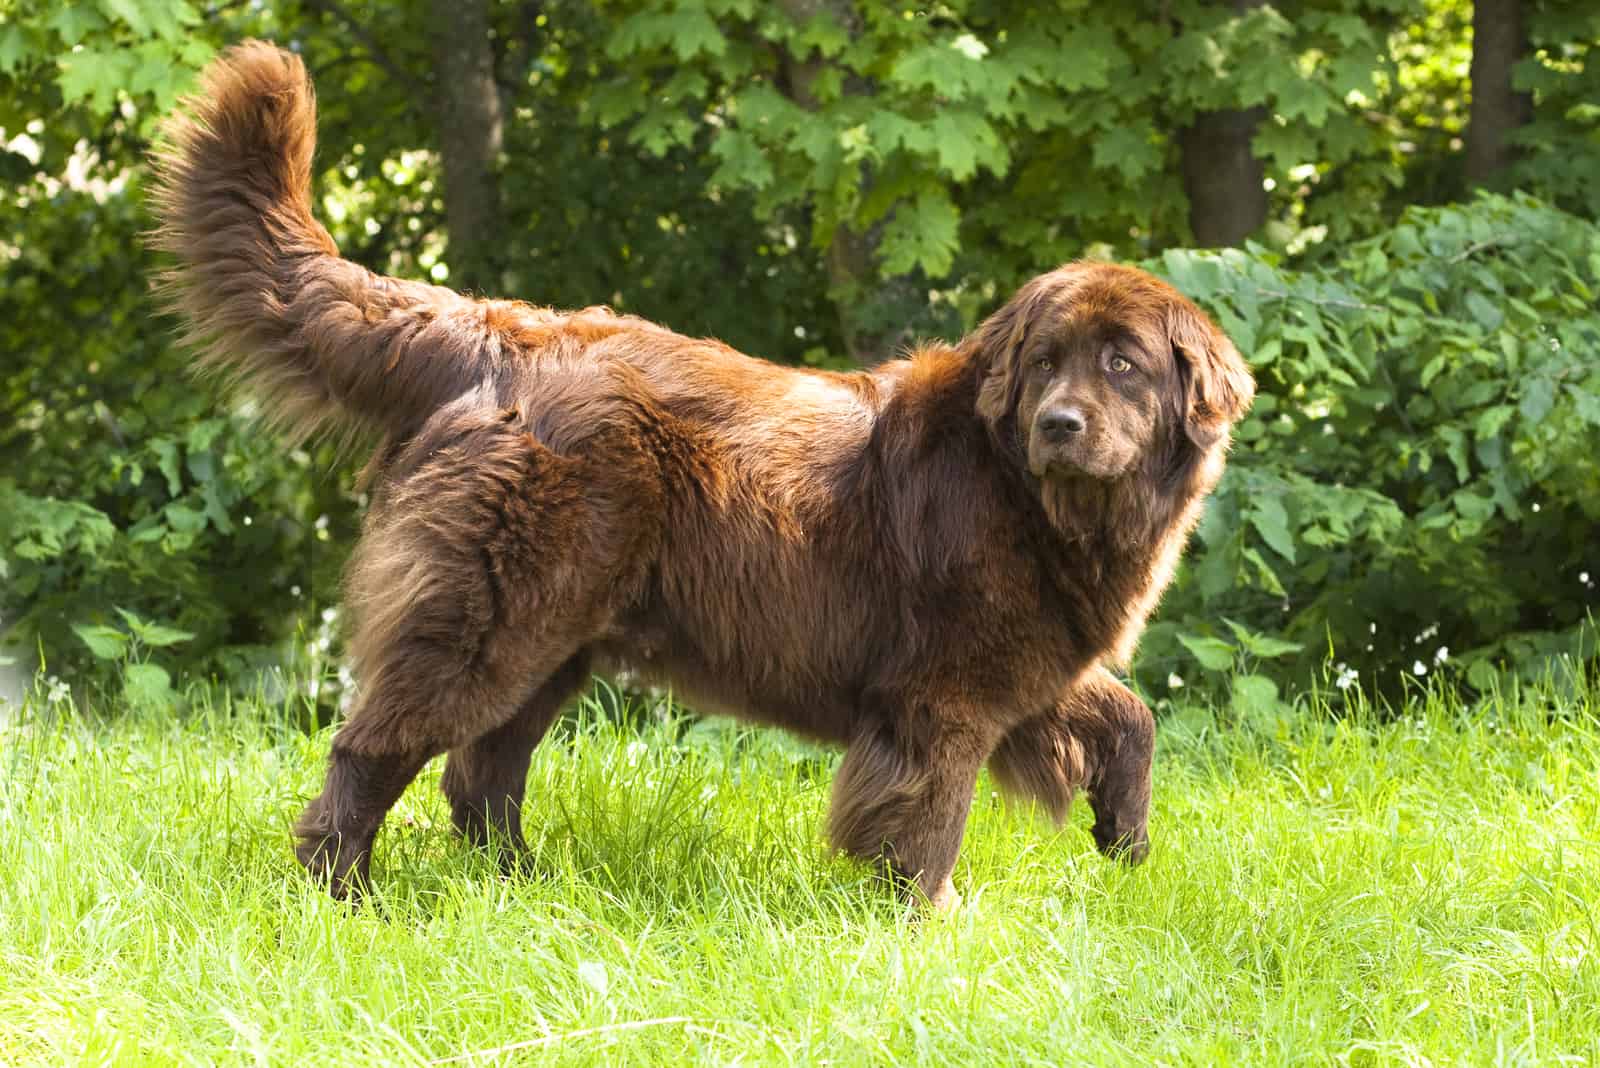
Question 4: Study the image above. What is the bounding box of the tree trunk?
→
[431,0,505,294]
[1465,0,1533,185]
[1177,0,1268,247]
[1179,107,1268,247]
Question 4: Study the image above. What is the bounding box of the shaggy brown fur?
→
[149,42,1254,906]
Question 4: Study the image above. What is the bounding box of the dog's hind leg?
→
[441,650,591,866]
[294,594,586,899]
[295,411,638,898]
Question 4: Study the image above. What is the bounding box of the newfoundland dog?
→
[150,43,1254,905]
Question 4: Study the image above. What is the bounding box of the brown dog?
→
[150,43,1253,905]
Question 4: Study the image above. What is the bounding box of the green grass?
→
[2,677,1597,1066]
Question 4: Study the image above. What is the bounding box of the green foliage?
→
[2,0,1597,703]
[70,606,194,709]
[595,0,1542,280]
[1143,193,1600,698]
[1515,5,1600,218]
[0,173,357,688]
[487,3,838,360]
[0,0,213,152]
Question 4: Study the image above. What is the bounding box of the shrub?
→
[0,180,358,692]
[1142,192,1600,704]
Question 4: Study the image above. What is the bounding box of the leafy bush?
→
[0,179,359,690]
[1141,192,1600,703]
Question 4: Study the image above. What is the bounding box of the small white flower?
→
[1369,622,1377,635]
[1167,673,1185,690]
[1334,664,1358,691]
[320,607,338,624]
[1434,645,1449,665]
[242,515,252,526]
[1581,571,1591,585]
[46,676,70,704]
[1412,660,1427,676]
[1532,502,1541,513]
[290,584,302,597]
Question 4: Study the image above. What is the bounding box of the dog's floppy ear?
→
[974,276,1053,425]
[1167,301,1254,449]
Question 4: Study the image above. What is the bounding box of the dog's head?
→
[973,261,1254,485]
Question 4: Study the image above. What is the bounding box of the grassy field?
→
[2,675,1597,1066]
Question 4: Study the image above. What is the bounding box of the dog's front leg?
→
[988,667,1153,864]
[1078,673,1154,864]
[826,718,991,909]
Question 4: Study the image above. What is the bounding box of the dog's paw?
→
[295,832,371,901]
[1092,821,1150,865]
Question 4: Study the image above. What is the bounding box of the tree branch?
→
[301,0,430,105]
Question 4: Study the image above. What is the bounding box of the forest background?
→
[1,0,1597,717]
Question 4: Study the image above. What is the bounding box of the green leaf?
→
[928,111,1007,181]
[51,4,107,46]
[866,112,938,157]
[99,0,151,35]
[1241,547,1286,596]
[1566,384,1600,426]
[709,130,774,191]
[1192,536,1239,600]
[1273,80,1334,125]
[878,191,961,277]
[889,37,1010,102]
[1465,658,1499,692]
[666,10,726,59]
[114,607,195,648]
[123,662,174,709]
[72,623,129,661]
[1519,378,1554,423]
[1230,673,1283,719]
[791,13,849,59]
[164,502,206,534]
[1177,633,1236,672]
[1463,292,1504,330]
[1249,496,1296,563]
[145,0,199,39]
[1091,121,1161,181]
[608,10,726,60]
[1452,490,1495,523]
[1474,404,1515,440]
[1044,25,1123,92]
[1223,618,1304,659]
[0,26,31,74]
[1251,338,1281,367]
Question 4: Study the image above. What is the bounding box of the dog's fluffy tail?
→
[149,41,513,443]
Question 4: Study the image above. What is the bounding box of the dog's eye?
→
[1034,357,1053,373]
[1108,355,1133,374]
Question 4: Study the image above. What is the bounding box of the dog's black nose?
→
[1039,407,1087,441]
